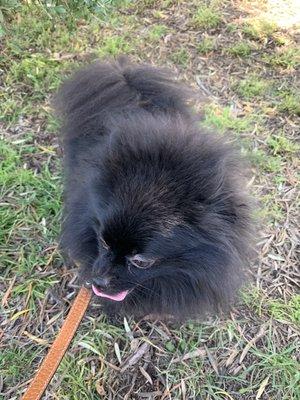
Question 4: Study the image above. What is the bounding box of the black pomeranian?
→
[56,57,253,319]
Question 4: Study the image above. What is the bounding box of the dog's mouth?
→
[92,285,129,301]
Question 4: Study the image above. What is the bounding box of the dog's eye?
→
[129,254,155,269]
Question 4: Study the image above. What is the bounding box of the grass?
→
[242,18,278,41]
[197,36,217,54]
[267,134,300,155]
[249,345,300,400]
[264,47,300,69]
[278,92,300,116]
[0,346,42,383]
[1,0,299,399]
[98,35,134,56]
[259,193,286,222]
[269,295,300,325]
[242,289,300,327]
[0,1,133,124]
[249,148,284,174]
[55,316,126,399]
[227,41,252,57]
[192,5,222,29]
[203,104,255,133]
[6,55,66,94]
[1,53,68,122]
[170,48,189,66]
[235,75,270,99]
[0,138,61,309]
[147,24,170,41]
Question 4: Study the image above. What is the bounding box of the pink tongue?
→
[92,285,128,301]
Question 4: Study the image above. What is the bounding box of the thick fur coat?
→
[55,57,253,319]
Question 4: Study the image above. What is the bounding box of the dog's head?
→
[84,180,251,317]
[63,116,253,318]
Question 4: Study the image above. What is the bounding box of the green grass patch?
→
[5,55,67,94]
[56,354,101,399]
[157,317,300,399]
[242,289,300,326]
[278,92,300,116]
[272,32,294,46]
[203,104,255,133]
[196,36,216,54]
[1,0,127,32]
[249,148,283,173]
[235,75,270,99]
[170,48,189,66]
[267,134,299,155]
[0,1,134,124]
[241,287,265,316]
[46,0,129,19]
[0,346,42,385]
[192,5,222,29]
[0,5,78,123]
[156,321,230,398]
[269,295,300,326]
[98,35,134,56]
[259,192,285,223]
[226,23,239,33]
[264,48,300,69]
[1,1,125,53]
[3,8,74,54]
[0,138,61,238]
[227,41,252,57]
[0,138,61,306]
[147,24,169,41]
[249,345,300,400]
[242,18,278,41]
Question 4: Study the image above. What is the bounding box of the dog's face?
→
[83,193,240,319]
[89,209,189,304]
[90,240,157,302]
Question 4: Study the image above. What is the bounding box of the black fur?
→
[55,57,253,319]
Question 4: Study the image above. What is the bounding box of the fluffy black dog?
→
[56,57,253,319]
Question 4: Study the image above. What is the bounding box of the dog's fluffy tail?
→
[55,56,193,139]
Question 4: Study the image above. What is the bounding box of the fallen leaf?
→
[172,347,206,363]
[11,309,31,321]
[124,316,134,340]
[256,376,270,399]
[1,276,16,307]
[95,380,105,396]
[139,366,153,385]
[23,331,48,346]
[240,324,266,363]
[226,348,239,367]
[205,345,219,375]
[121,342,150,372]
[78,341,101,355]
[114,342,122,364]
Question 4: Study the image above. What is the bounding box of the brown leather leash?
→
[21,287,92,400]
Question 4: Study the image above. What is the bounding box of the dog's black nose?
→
[92,276,110,289]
